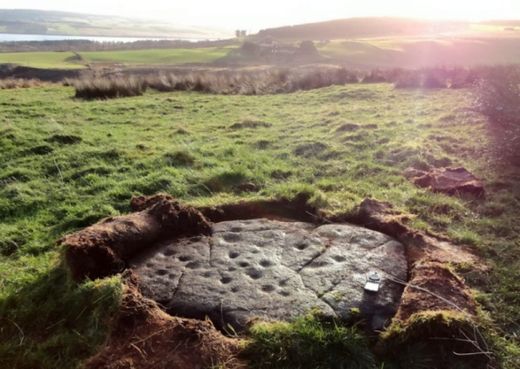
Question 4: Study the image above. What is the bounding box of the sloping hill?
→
[0,9,228,39]
[256,17,469,40]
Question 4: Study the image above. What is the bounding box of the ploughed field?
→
[0,84,519,368]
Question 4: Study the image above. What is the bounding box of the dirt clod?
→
[405,167,485,197]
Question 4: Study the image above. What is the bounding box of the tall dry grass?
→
[73,76,146,100]
[70,66,487,100]
[71,67,360,99]
[0,78,43,89]
[143,67,359,95]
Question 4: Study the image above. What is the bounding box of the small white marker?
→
[364,272,381,293]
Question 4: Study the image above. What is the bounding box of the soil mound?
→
[396,261,476,321]
[84,274,244,369]
[62,195,210,280]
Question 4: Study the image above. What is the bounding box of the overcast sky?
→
[1,0,519,30]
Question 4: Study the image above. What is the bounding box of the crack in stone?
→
[295,271,338,316]
[297,264,347,315]
[172,271,185,298]
[208,237,215,267]
[296,238,332,273]
[225,306,275,314]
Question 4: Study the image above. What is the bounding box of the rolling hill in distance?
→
[252,17,520,68]
[256,16,520,40]
[257,18,470,39]
[0,9,230,39]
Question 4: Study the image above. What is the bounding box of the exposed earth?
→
[130,218,407,331]
[404,167,485,197]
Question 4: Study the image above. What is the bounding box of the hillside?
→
[237,17,520,68]
[256,18,470,40]
[256,17,520,40]
[0,9,229,39]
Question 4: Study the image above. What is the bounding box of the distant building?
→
[235,30,247,39]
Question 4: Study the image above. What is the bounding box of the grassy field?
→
[81,47,234,65]
[3,35,520,70]
[319,36,520,68]
[0,51,84,69]
[0,47,234,69]
[0,84,519,368]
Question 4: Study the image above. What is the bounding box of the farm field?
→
[0,47,235,68]
[0,51,85,69]
[0,84,519,368]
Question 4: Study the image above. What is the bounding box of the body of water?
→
[0,33,193,43]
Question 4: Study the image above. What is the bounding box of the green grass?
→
[0,84,519,368]
[0,51,83,69]
[81,47,234,65]
[245,313,376,369]
[0,47,234,69]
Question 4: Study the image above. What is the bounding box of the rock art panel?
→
[130,218,407,331]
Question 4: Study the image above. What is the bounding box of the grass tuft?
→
[164,150,196,167]
[244,314,376,369]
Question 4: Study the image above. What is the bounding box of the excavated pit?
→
[63,193,481,361]
[129,218,407,331]
[62,194,486,369]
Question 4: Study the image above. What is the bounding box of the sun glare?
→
[383,0,512,21]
